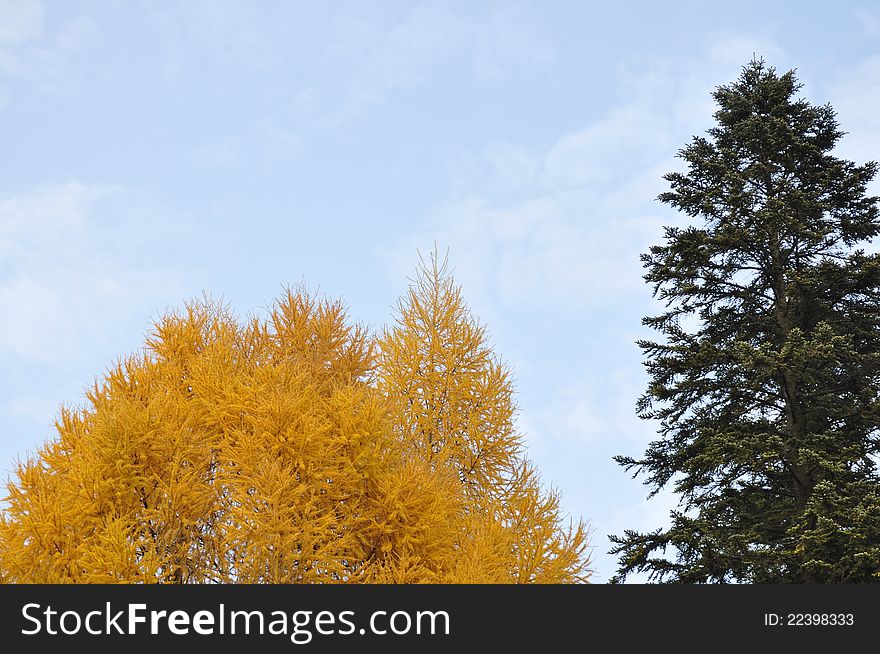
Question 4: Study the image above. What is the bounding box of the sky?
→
[2,0,880,582]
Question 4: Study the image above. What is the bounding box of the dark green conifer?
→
[612,60,880,583]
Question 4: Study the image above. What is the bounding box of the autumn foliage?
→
[0,255,590,583]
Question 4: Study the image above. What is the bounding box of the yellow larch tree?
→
[377,252,591,583]
[0,293,462,583]
[0,259,591,583]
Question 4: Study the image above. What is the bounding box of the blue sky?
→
[2,0,880,582]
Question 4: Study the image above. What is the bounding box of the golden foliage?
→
[0,257,591,583]
[378,253,590,583]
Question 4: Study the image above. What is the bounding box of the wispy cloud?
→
[830,54,880,176]
[141,0,276,77]
[524,365,649,451]
[329,3,554,122]
[190,139,241,169]
[0,182,198,363]
[0,0,44,45]
[0,0,100,104]
[541,103,671,189]
[855,8,880,38]
[384,35,791,317]
[707,33,787,68]
[187,122,304,170]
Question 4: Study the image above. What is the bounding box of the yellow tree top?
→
[379,251,590,583]
[0,257,590,583]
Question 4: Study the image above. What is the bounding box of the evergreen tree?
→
[611,60,880,583]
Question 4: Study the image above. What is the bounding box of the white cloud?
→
[2,393,58,423]
[351,5,465,101]
[469,3,554,79]
[541,103,671,189]
[830,54,880,170]
[482,142,541,193]
[384,156,673,322]
[190,140,240,168]
[189,122,305,169]
[524,366,648,450]
[707,34,787,69]
[0,2,100,102]
[384,35,792,319]
[0,0,44,45]
[856,9,880,38]
[262,124,303,154]
[142,0,275,76]
[331,3,554,121]
[0,182,197,363]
